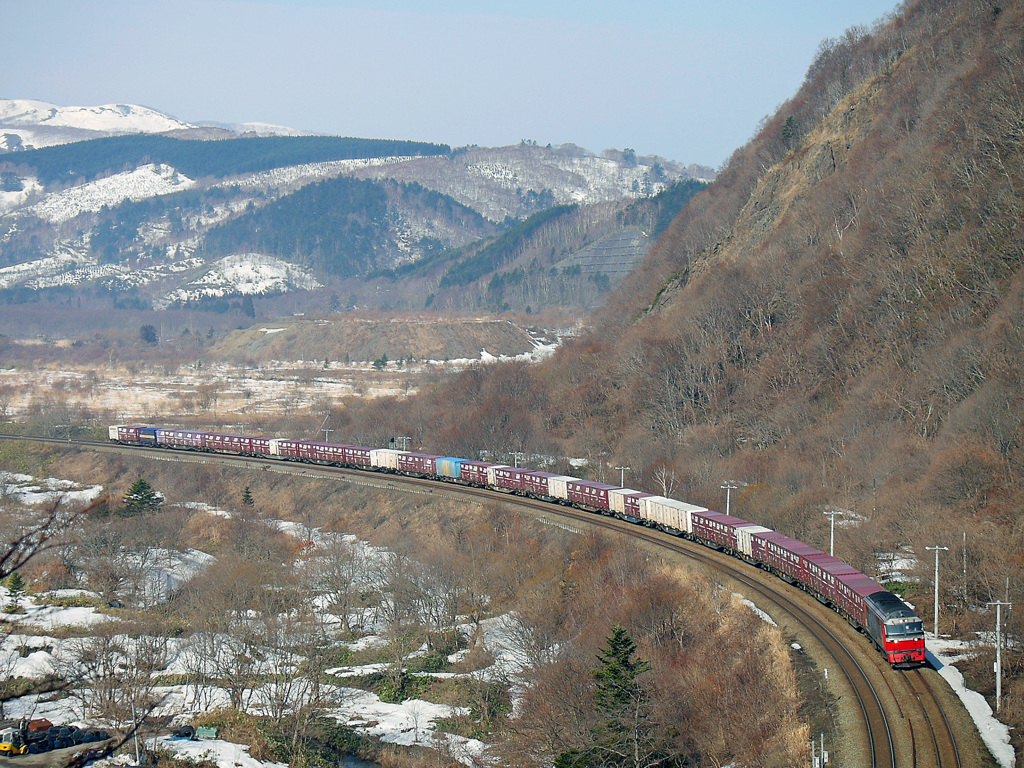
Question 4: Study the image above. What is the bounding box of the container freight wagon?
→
[370,449,402,470]
[834,572,881,626]
[343,446,373,467]
[154,429,206,449]
[803,554,860,605]
[753,532,819,583]
[639,496,707,534]
[546,476,575,502]
[398,453,440,476]
[281,441,347,463]
[436,457,464,481]
[204,433,255,454]
[522,472,559,498]
[608,489,651,521]
[109,425,156,444]
[461,461,500,486]
[269,439,304,459]
[690,511,747,550]
[491,466,535,493]
[566,480,616,512]
[735,524,774,561]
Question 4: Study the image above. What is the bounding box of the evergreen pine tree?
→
[6,572,24,600]
[5,572,25,613]
[120,477,162,517]
[587,623,677,768]
[242,486,255,509]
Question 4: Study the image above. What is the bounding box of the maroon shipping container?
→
[460,461,497,486]
[756,533,821,582]
[492,466,534,492]
[522,471,559,497]
[344,446,373,466]
[111,425,146,442]
[565,480,616,511]
[690,511,749,550]
[273,439,304,459]
[154,429,206,449]
[249,437,274,455]
[398,453,441,475]
[205,433,254,454]
[835,572,882,625]
[308,442,348,463]
[804,553,861,604]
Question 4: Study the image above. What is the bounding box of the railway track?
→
[5,434,984,766]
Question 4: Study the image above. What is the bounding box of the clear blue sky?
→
[5,0,900,167]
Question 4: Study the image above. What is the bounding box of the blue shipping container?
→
[437,457,464,479]
[138,427,158,443]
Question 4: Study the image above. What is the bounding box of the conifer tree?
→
[120,477,162,517]
[6,572,24,608]
[242,486,255,509]
[555,624,678,768]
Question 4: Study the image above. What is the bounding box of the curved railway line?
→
[5,434,996,767]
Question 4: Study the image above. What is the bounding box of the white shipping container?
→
[608,488,642,516]
[735,524,773,557]
[639,496,707,533]
[546,475,577,501]
[370,448,402,469]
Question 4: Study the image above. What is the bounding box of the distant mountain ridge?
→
[0,101,711,316]
[0,99,197,151]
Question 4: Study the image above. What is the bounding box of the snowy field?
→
[0,340,559,421]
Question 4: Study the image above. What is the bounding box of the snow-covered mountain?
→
[0,99,195,151]
[0,100,713,314]
[0,100,312,151]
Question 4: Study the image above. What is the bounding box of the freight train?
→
[109,424,927,667]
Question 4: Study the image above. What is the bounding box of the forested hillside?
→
[2,134,451,184]
[338,0,1024,744]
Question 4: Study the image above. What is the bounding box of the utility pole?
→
[323,428,332,442]
[925,545,949,638]
[615,466,630,487]
[823,510,842,557]
[720,481,740,515]
[512,451,524,468]
[987,600,1012,712]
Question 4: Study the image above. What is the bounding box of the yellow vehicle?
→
[0,726,27,755]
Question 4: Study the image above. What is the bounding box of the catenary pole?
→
[925,545,949,638]
[988,600,1012,712]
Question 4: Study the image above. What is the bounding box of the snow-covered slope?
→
[0,99,195,150]
[353,143,701,221]
[26,163,195,223]
[160,254,322,307]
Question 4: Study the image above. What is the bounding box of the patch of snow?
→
[927,637,1015,768]
[0,470,103,506]
[156,737,287,768]
[739,596,777,627]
